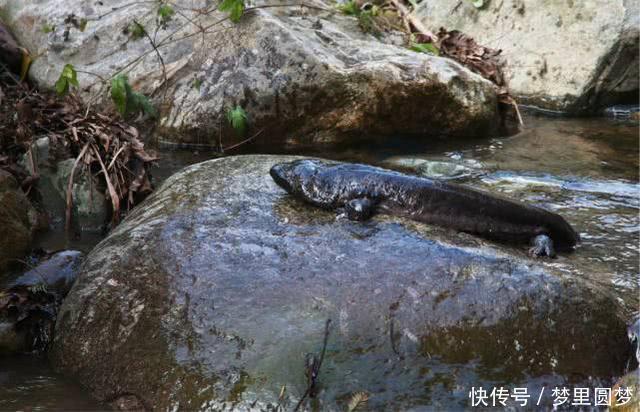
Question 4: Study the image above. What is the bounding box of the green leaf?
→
[42,23,55,33]
[129,21,146,40]
[471,0,484,8]
[219,0,245,23]
[55,63,79,96]
[110,74,157,118]
[78,18,88,32]
[158,4,174,24]
[226,105,247,136]
[110,74,129,115]
[410,42,439,55]
[337,0,359,15]
[133,92,158,118]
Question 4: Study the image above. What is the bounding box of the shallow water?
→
[2,115,638,409]
[0,356,105,410]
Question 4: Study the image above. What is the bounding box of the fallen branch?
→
[65,142,90,233]
[222,128,264,152]
[108,143,127,170]
[293,319,332,412]
[389,0,436,42]
[92,143,120,226]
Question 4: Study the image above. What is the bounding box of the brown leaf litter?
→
[0,68,157,230]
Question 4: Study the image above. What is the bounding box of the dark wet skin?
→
[270,159,580,257]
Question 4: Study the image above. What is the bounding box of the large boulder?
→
[0,170,39,272]
[51,155,632,410]
[0,0,502,145]
[416,0,639,113]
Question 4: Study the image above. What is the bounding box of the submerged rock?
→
[1,0,502,145]
[51,155,632,410]
[0,250,83,355]
[382,156,483,179]
[0,170,39,272]
[415,0,639,113]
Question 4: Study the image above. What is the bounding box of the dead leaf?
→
[436,28,506,88]
[19,49,32,82]
[347,392,370,411]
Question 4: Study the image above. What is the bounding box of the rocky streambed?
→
[0,0,637,407]
[0,115,637,410]
[46,113,639,410]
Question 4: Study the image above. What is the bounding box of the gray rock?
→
[0,170,38,272]
[20,137,50,172]
[415,0,639,114]
[0,321,24,354]
[0,250,83,355]
[51,159,108,232]
[0,0,501,145]
[7,250,83,297]
[18,137,107,231]
[51,155,631,410]
[0,19,22,74]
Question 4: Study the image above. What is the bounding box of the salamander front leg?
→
[529,234,556,258]
[344,198,376,221]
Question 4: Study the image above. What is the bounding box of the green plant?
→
[42,23,55,33]
[110,74,158,118]
[129,21,146,40]
[410,42,439,55]
[357,7,379,34]
[336,0,359,15]
[157,4,175,25]
[337,1,380,35]
[226,105,247,136]
[55,64,79,96]
[78,18,88,32]
[219,0,246,23]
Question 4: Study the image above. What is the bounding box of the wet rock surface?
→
[416,0,639,113]
[51,155,632,410]
[0,251,83,355]
[0,0,501,145]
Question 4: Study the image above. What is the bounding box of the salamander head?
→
[270,159,326,195]
[547,213,581,251]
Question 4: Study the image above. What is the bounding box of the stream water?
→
[1,115,638,410]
